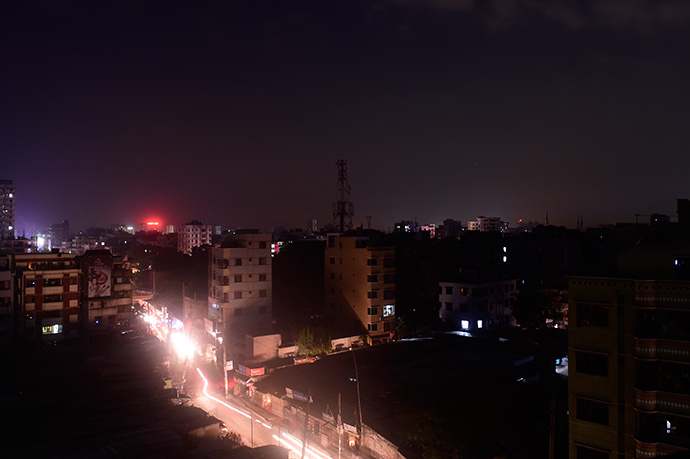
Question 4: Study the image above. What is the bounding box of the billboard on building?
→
[87,255,111,298]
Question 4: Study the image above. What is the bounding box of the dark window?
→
[234,274,242,282]
[259,290,267,298]
[383,273,395,284]
[445,286,453,295]
[259,258,267,265]
[367,258,377,266]
[460,304,468,313]
[577,303,609,327]
[367,307,378,316]
[384,289,395,300]
[259,241,267,249]
[234,291,242,299]
[234,258,242,266]
[368,323,378,331]
[330,257,335,265]
[44,278,62,287]
[576,398,609,425]
[367,274,378,283]
[26,280,36,287]
[575,445,609,459]
[576,351,609,377]
[367,291,378,299]
[445,302,453,311]
[259,274,267,281]
[383,258,395,268]
[383,321,394,332]
[44,294,62,303]
[330,272,336,279]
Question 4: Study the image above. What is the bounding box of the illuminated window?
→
[42,324,62,335]
[477,320,483,329]
[461,320,469,330]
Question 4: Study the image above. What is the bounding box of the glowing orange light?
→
[146,221,160,226]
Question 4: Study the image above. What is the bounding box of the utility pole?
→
[301,388,312,459]
[338,393,342,459]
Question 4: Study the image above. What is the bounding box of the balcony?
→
[42,286,63,295]
[635,389,690,416]
[43,301,64,311]
[635,337,690,363]
[635,438,687,458]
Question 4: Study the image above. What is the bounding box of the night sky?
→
[3,1,690,234]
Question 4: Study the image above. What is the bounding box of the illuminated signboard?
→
[383,304,395,317]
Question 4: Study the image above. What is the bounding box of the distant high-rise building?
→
[177,220,213,255]
[48,219,70,248]
[0,180,15,240]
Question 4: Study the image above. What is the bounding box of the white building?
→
[467,216,507,232]
[177,220,213,255]
[208,232,273,362]
[438,279,517,332]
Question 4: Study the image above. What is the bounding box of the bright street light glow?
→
[170,332,195,360]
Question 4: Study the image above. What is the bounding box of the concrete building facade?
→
[0,179,15,240]
[324,234,396,345]
[208,232,273,362]
[177,220,213,255]
[438,279,517,332]
[569,276,690,458]
[12,252,82,343]
[467,216,506,232]
[81,250,134,331]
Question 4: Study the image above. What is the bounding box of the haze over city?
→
[3,1,690,234]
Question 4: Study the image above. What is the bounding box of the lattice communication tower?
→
[333,159,354,232]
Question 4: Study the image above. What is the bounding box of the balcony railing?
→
[635,438,687,458]
[635,388,690,416]
[635,337,690,363]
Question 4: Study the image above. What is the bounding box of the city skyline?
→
[3,1,690,234]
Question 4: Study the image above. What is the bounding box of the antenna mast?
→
[333,160,354,232]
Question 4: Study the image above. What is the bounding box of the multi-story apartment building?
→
[80,250,134,330]
[0,179,15,240]
[569,219,690,458]
[467,216,506,232]
[324,234,396,345]
[11,252,81,343]
[438,278,517,332]
[177,220,213,255]
[0,256,13,343]
[208,232,272,362]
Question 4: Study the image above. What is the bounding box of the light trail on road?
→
[196,367,251,419]
[196,367,335,459]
